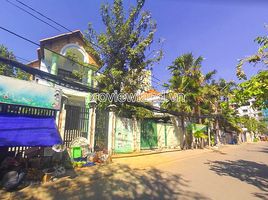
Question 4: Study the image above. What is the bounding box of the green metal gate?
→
[94,107,109,149]
[140,119,158,149]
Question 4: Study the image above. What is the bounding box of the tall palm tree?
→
[164,53,216,148]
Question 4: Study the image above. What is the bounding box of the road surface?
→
[2,142,268,200]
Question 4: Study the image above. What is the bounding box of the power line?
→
[152,75,161,82]
[152,79,163,87]
[1,24,164,94]
[14,0,72,32]
[1,25,164,91]
[16,56,30,63]
[8,0,103,51]
[6,0,163,76]
[6,0,61,32]
[0,55,221,120]
[0,26,39,46]
[6,0,162,79]
[0,55,99,93]
[0,26,98,70]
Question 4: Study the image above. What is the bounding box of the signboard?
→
[0,75,61,110]
[188,123,207,133]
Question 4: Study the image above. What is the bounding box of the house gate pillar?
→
[58,97,68,141]
[107,104,117,154]
[88,100,97,151]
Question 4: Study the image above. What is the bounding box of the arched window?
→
[60,44,89,63]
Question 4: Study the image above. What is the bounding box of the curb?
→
[112,148,183,159]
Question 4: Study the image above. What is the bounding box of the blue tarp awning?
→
[0,116,62,147]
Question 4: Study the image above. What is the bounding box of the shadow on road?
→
[253,192,268,200]
[211,149,227,155]
[5,164,211,200]
[258,147,268,154]
[207,159,268,198]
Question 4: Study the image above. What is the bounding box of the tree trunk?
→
[215,117,221,145]
[181,116,186,149]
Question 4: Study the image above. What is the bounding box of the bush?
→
[253,137,259,142]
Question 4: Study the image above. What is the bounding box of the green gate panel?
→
[141,119,158,149]
[189,123,208,133]
[115,117,134,153]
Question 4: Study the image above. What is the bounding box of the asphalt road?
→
[2,142,268,200]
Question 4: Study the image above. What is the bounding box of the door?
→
[140,119,158,149]
[63,105,89,147]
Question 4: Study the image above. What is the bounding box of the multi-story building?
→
[28,30,100,107]
[28,30,101,147]
[237,99,263,120]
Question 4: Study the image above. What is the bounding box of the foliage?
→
[164,52,243,139]
[234,70,268,109]
[0,44,30,80]
[237,29,268,79]
[253,137,259,142]
[194,131,208,139]
[85,0,163,95]
[163,53,216,119]
[116,103,154,119]
[239,116,268,135]
[84,0,163,118]
[213,79,240,132]
[65,49,92,82]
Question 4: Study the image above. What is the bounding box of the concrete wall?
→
[166,124,180,148]
[114,117,134,153]
[157,123,166,148]
[157,123,180,149]
[112,116,182,153]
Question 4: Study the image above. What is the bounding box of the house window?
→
[65,48,85,63]
[61,43,89,64]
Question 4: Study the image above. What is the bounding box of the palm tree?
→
[164,53,216,148]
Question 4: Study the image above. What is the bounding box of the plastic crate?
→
[71,147,82,159]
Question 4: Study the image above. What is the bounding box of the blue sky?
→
[0,0,267,90]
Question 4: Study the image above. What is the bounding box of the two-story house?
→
[28,30,101,146]
[28,30,100,107]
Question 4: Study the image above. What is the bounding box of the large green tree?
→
[0,44,29,80]
[237,30,268,79]
[234,70,268,109]
[163,53,217,148]
[85,0,162,95]
[239,116,268,137]
[164,53,216,119]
